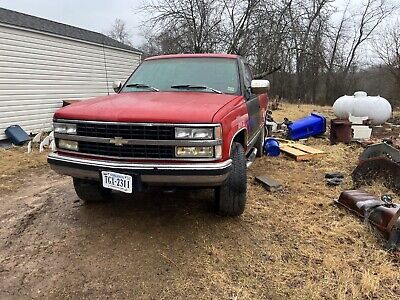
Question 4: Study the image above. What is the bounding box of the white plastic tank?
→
[333,91,392,125]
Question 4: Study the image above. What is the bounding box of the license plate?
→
[101,171,133,193]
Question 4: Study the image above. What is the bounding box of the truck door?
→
[240,59,261,146]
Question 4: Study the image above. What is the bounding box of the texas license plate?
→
[101,171,133,193]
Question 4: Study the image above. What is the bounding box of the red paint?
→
[55,92,241,124]
[54,54,269,162]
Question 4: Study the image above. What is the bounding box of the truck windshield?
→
[121,58,240,95]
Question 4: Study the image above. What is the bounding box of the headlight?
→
[175,146,214,158]
[175,127,220,140]
[54,122,76,135]
[58,139,79,151]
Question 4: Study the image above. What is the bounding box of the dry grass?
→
[272,102,335,121]
[243,102,400,299]
[0,103,399,299]
[0,147,49,192]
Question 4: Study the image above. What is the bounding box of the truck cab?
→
[48,54,269,216]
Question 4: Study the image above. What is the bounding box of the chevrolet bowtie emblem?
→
[110,137,127,146]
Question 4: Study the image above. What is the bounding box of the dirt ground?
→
[1,103,399,299]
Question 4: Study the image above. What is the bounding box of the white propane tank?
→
[332,95,354,119]
[333,91,392,125]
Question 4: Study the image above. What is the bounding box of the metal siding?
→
[0,24,140,140]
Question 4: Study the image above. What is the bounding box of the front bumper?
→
[48,153,231,187]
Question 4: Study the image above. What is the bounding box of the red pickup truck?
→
[48,54,269,216]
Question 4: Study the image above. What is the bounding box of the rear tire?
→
[73,178,111,202]
[255,126,265,157]
[214,142,247,216]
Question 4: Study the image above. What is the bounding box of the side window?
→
[241,60,253,90]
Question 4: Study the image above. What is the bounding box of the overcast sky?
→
[0,0,145,45]
[0,0,396,51]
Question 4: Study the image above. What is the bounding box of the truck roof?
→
[145,53,240,61]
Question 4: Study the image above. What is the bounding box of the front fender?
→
[213,96,249,160]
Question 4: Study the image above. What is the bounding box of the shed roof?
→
[0,7,141,53]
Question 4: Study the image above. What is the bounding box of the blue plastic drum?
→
[263,138,280,156]
[287,113,326,140]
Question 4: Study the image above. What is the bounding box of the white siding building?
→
[0,8,141,140]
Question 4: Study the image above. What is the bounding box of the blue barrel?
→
[287,113,326,140]
[5,125,30,145]
[263,138,280,156]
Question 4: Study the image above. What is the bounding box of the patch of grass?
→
[0,147,49,193]
[244,102,400,299]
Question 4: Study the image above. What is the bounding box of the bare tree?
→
[344,0,396,75]
[323,0,351,103]
[374,20,400,101]
[139,0,399,104]
[220,0,260,55]
[106,18,132,46]
[141,0,223,53]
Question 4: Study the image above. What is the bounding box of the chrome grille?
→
[78,141,175,159]
[76,123,175,140]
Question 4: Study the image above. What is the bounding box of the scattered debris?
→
[282,117,293,127]
[351,125,372,141]
[330,119,352,145]
[280,143,324,161]
[28,131,55,153]
[5,125,30,145]
[334,190,400,249]
[326,178,343,186]
[325,172,344,186]
[264,110,278,136]
[32,132,43,143]
[352,157,400,194]
[359,143,400,163]
[349,114,369,125]
[352,144,400,193]
[325,172,344,179]
[263,138,280,156]
[287,113,326,140]
[255,175,283,192]
[325,172,345,186]
[39,135,51,152]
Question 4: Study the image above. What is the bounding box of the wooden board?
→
[280,143,324,161]
[255,175,283,192]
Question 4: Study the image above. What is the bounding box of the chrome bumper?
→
[48,153,231,187]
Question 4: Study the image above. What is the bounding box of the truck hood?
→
[54,92,240,123]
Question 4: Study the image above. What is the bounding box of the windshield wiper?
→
[171,84,222,94]
[125,83,159,92]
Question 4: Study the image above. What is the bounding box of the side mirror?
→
[251,80,270,95]
[113,81,122,93]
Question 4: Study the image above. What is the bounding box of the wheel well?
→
[232,129,246,148]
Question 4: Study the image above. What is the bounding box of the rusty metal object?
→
[353,143,400,194]
[359,143,400,163]
[330,119,352,145]
[352,157,400,194]
[334,190,400,249]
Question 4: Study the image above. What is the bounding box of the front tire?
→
[73,178,111,202]
[214,142,247,216]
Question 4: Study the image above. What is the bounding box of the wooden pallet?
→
[280,143,324,161]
